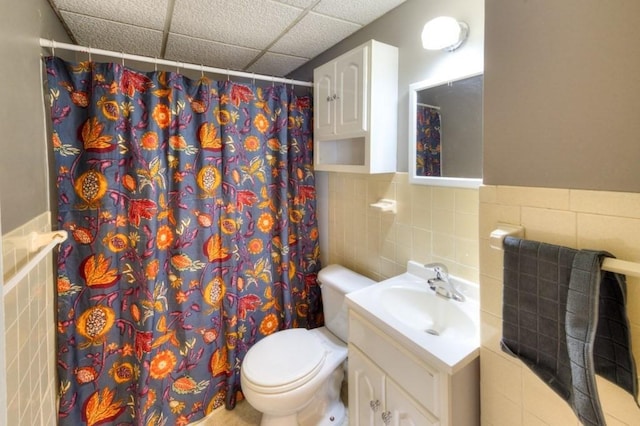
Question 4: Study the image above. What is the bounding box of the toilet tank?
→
[318,264,375,342]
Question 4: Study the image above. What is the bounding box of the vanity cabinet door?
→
[385,378,438,426]
[349,345,385,426]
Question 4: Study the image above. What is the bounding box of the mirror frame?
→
[408,69,483,188]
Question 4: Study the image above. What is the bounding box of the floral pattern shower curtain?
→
[415,104,441,176]
[46,56,321,426]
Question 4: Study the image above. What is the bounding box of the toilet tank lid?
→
[317,264,375,293]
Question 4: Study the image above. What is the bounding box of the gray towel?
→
[501,237,638,426]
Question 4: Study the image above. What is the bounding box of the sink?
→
[346,261,480,373]
[379,285,476,339]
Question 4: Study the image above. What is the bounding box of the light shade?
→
[421,16,469,52]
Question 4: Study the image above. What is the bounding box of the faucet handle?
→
[424,262,449,279]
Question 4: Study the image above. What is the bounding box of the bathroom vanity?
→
[346,262,480,425]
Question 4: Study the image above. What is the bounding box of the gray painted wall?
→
[0,0,70,233]
[0,0,69,421]
[483,0,640,192]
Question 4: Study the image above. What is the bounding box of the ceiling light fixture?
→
[421,16,469,52]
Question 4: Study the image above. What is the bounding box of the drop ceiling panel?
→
[60,12,164,58]
[47,0,407,77]
[165,34,259,71]
[270,12,361,59]
[313,0,406,25]
[246,52,310,77]
[272,0,317,8]
[171,0,303,50]
[52,0,168,30]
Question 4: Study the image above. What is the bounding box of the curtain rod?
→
[417,102,440,110]
[39,38,313,88]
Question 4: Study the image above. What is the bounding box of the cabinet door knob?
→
[326,96,332,102]
[332,93,338,100]
[381,410,392,425]
[369,399,381,412]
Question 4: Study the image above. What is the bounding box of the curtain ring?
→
[226,69,230,82]
[201,64,205,78]
[121,51,125,67]
[154,57,158,72]
[271,76,275,87]
[88,46,92,63]
[252,72,256,86]
[52,40,56,56]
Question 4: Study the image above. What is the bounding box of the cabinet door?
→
[313,60,336,137]
[385,378,438,426]
[349,346,385,426]
[335,45,367,135]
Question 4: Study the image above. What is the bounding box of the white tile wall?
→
[2,212,57,425]
[480,185,640,425]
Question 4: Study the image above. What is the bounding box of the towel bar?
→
[490,224,640,278]
[3,230,68,296]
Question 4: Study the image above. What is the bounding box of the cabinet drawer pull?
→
[381,410,392,424]
[369,399,380,412]
[326,96,332,102]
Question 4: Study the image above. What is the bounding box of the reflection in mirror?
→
[409,72,483,188]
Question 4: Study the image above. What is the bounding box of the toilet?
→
[240,264,375,426]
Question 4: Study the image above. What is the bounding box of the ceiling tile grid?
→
[312,0,406,25]
[53,0,168,30]
[164,34,261,71]
[245,51,311,78]
[269,12,361,59]
[170,0,303,50]
[49,0,406,77]
[60,11,164,58]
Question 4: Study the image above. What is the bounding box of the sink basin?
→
[380,286,476,339]
[346,261,480,373]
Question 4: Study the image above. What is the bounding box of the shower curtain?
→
[45,56,321,426]
[416,104,441,176]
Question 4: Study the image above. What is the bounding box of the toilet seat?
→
[242,328,327,394]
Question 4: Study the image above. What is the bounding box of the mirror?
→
[409,71,483,188]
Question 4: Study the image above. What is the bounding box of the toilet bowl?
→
[240,265,375,426]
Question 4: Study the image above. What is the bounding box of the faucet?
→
[424,262,465,302]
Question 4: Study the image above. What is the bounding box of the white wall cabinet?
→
[348,312,479,426]
[313,40,398,173]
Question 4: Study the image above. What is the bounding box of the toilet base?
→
[297,366,346,426]
[256,366,346,426]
